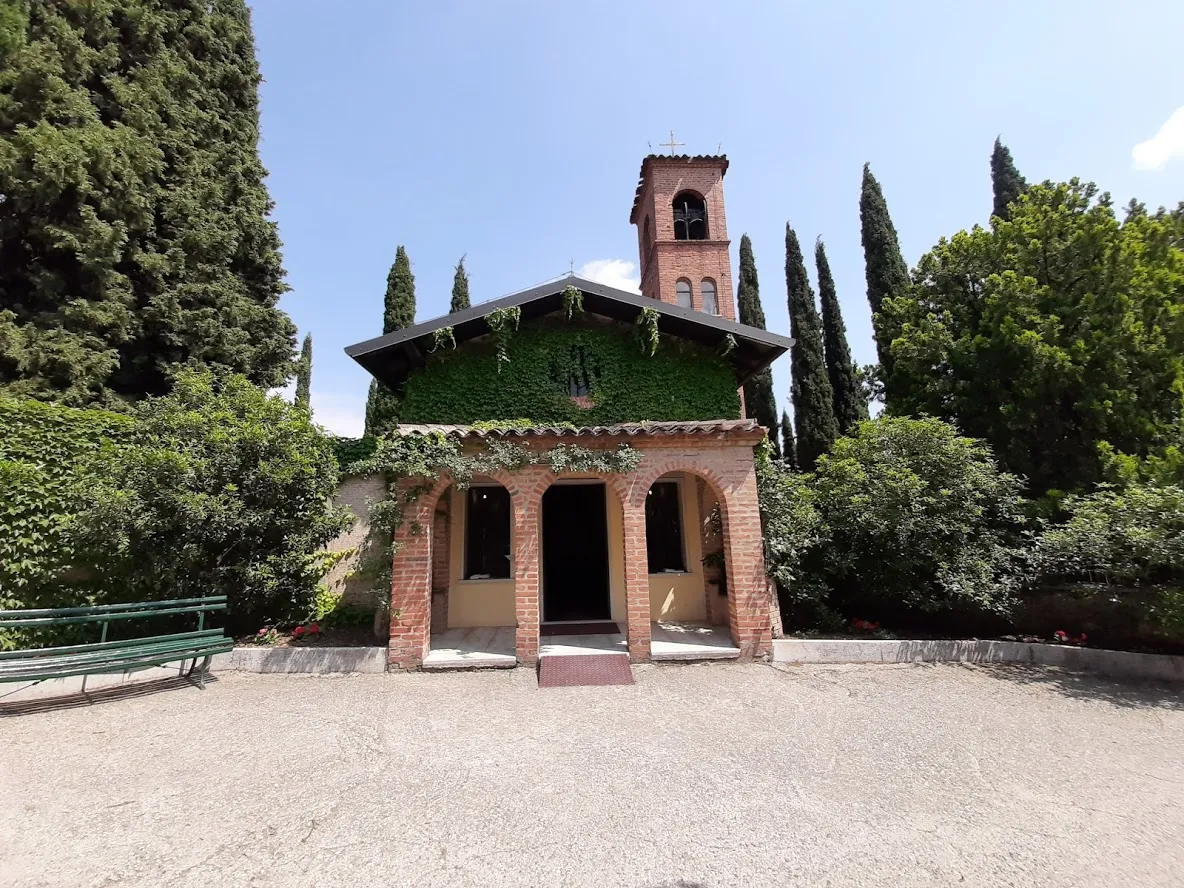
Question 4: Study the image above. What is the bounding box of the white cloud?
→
[577,259,641,294]
[273,382,367,437]
[1132,106,1184,171]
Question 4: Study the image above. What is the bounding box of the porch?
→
[387,421,778,670]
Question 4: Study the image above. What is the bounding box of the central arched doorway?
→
[541,482,611,624]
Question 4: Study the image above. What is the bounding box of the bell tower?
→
[629,152,734,321]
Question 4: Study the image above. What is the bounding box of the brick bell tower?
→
[629,151,734,320]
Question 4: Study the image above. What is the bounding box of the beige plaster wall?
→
[648,473,708,622]
[322,474,386,608]
[446,486,516,628]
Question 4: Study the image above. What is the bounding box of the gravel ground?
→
[1,662,1181,888]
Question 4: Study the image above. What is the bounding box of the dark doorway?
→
[542,483,611,623]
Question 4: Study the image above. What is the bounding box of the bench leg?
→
[186,656,213,689]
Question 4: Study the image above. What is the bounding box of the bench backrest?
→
[0,596,228,629]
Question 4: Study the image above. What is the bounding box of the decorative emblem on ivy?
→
[429,326,456,353]
[636,307,660,356]
[484,306,521,371]
[562,285,584,319]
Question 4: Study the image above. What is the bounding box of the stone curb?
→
[771,638,1184,682]
[210,646,388,674]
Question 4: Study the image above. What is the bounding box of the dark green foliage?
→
[0,0,26,58]
[295,333,312,411]
[365,245,416,434]
[0,397,133,608]
[815,239,868,434]
[859,163,910,382]
[399,318,741,425]
[331,435,379,469]
[0,0,295,406]
[990,136,1027,223]
[450,255,471,312]
[882,180,1184,495]
[780,410,797,469]
[72,370,350,632]
[737,234,779,456]
[785,223,837,470]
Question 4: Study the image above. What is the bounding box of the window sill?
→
[458,576,513,584]
[649,570,693,577]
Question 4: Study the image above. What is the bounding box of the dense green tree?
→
[786,223,837,470]
[859,163,910,385]
[295,333,312,411]
[990,136,1027,223]
[0,0,295,407]
[364,246,416,435]
[736,234,780,457]
[780,410,797,469]
[0,0,26,59]
[882,180,1184,495]
[450,255,471,312]
[815,238,868,434]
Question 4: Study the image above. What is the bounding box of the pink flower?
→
[1078,633,1087,643]
[257,628,267,636]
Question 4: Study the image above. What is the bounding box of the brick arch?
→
[632,459,732,508]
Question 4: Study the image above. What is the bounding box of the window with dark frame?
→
[675,279,692,308]
[464,487,511,579]
[701,279,718,315]
[645,480,686,573]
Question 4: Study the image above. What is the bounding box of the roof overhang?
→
[344,274,792,392]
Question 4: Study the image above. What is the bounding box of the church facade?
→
[346,154,792,669]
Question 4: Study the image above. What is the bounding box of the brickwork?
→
[633,157,735,321]
[430,501,450,633]
[386,427,774,668]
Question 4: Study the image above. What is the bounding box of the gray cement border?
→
[210,646,387,674]
[771,638,1184,682]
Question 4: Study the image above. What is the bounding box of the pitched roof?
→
[629,154,729,224]
[396,419,763,440]
[344,274,792,392]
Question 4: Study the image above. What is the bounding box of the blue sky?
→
[251,0,1184,436]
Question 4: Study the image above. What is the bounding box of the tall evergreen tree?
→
[736,234,779,457]
[364,246,416,435]
[295,333,312,411]
[785,223,837,470]
[859,163,909,386]
[0,0,295,407]
[990,136,1027,222]
[780,410,797,469]
[815,238,869,434]
[450,255,471,313]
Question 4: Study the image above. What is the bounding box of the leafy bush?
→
[1037,483,1184,588]
[755,445,825,605]
[72,370,351,632]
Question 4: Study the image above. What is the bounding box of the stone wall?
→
[323,474,386,609]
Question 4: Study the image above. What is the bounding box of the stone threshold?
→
[771,639,1184,682]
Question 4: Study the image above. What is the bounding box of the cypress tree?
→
[0,0,295,407]
[859,163,909,384]
[364,246,416,435]
[780,410,797,469]
[785,223,837,470]
[450,255,471,313]
[295,333,312,411]
[990,136,1027,222]
[736,234,779,457]
[815,238,869,434]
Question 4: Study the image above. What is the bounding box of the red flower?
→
[256,628,267,636]
[1054,630,1068,640]
[293,626,306,636]
[1078,633,1087,643]
[309,624,320,634]
[853,619,867,630]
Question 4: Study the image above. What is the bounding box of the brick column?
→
[721,470,772,660]
[510,480,544,665]
[388,480,435,669]
[621,496,652,662]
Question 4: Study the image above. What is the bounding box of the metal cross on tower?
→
[659,130,685,156]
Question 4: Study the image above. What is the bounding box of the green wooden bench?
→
[0,596,233,691]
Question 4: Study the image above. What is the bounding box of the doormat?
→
[540,622,619,637]
[538,653,634,688]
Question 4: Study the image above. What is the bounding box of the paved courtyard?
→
[1,662,1181,888]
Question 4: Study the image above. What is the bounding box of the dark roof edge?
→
[344,273,793,359]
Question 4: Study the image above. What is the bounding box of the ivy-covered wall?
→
[0,398,134,607]
[398,318,741,425]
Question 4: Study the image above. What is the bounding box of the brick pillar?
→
[388,480,436,669]
[621,496,652,662]
[721,471,772,660]
[511,481,543,665]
